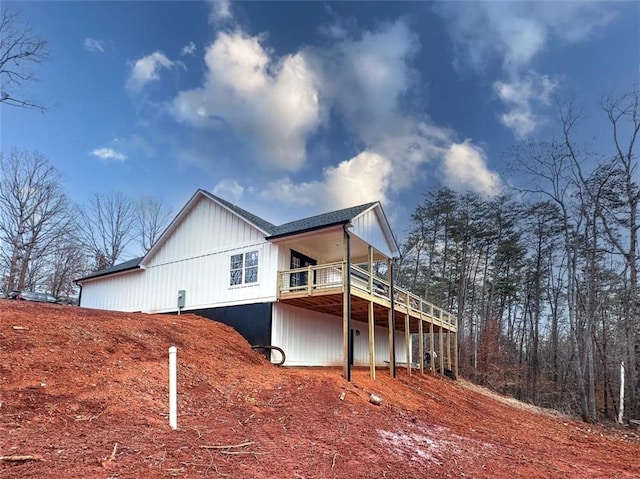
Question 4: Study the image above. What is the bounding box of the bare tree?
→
[0,149,71,292]
[78,192,136,271]
[595,88,640,419]
[0,7,48,110]
[135,195,172,254]
[45,239,87,297]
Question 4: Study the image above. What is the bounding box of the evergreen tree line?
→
[396,90,639,423]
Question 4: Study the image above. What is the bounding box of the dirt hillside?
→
[1,301,638,479]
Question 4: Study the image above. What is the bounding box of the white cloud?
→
[91,148,127,162]
[437,1,616,73]
[172,30,321,170]
[260,136,498,212]
[323,151,393,209]
[209,0,232,24]
[259,150,392,211]
[493,73,558,138]
[259,176,318,207]
[436,1,615,138]
[173,19,502,214]
[442,141,501,196]
[313,20,418,143]
[181,41,196,56]
[83,38,105,53]
[127,51,177,94]
[213,179,244,202]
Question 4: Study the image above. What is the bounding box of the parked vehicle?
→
[16,291,59,303]
[6,290,21,299]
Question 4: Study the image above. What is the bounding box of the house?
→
[76,189,458,381]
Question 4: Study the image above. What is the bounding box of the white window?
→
[230,250,259,286]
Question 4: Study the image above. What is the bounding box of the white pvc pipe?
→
[169,346,177,430]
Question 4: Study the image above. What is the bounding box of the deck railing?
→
[278,262,457,330]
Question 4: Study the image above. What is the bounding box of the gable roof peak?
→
[268,201,379,239]
[199,189,277,234]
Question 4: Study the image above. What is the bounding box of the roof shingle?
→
[267,202,377,239]
[76,257,143,282]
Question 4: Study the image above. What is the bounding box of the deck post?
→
[454,329,459,378]
[368,246,374,295]
[367,246,376,380]
[343,226,352,382]
[446,324,452,372]
[439,325,445,377]
[277,271,282,298]
[388,259,396,378]
[368,300,375,380]
[429,308,435,374]
[418,319,424,374]
[404,314,411,375]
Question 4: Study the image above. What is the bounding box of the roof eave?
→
[76,264,143,283]
[266,220,350,241]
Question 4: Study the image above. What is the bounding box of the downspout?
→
[343,223,352,382]
[74,280,83,307]
[390,259,396,378]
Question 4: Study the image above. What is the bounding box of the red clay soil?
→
[1,301,638,479]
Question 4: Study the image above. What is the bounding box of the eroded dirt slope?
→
[1,301,638,479]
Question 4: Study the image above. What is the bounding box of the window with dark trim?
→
[230,250,259,286]
[290,250,316,287]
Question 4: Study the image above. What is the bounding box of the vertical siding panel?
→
[352,208,395,258]
[272,303,405,367]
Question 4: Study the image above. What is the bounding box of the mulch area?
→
[1,301,638,478]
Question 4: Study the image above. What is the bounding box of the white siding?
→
[146,196,266,267]
[81,195,280,313]
[272,302,407,367]
[351,207,396,258]
[80,271,144,312]
[142,241,279,312]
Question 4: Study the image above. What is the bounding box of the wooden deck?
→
[277,262,459,381]
[277,262,457,334]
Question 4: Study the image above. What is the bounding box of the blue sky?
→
[2,1,638,237]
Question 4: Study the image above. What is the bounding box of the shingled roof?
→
[76,256,143,282]
[201,190,277,234]
[267,202,377,239]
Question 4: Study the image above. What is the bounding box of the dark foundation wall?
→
[188,302,273,348]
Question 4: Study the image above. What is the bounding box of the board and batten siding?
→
[81,195,280,313]
[80,270,144,312]
[271,303,407,367]
[141,242,278,313]
[146,196,266,267]
[351,207,396,259]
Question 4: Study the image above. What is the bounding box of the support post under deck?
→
[439,325,445,377]
[405,314,411,376]
[429,315,435,374]
[454,331,459,378]
[418,319,424,374]
[368,300,375,380]
[343,226,352,382]
[388,259,396,378]
[447,327,452,373]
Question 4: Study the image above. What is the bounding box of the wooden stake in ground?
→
[100,443,118,467]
